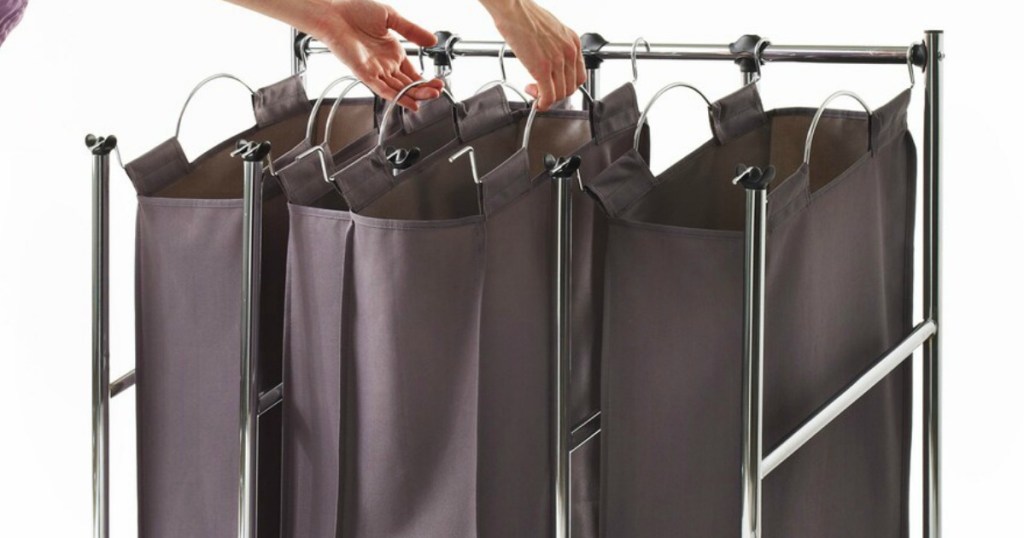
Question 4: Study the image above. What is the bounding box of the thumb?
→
[525,83,539,99]
[385,8,436,48]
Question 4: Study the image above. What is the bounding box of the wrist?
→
[301,0,348,44]
[482,0,528,21]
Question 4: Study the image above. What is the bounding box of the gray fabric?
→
[276,89,496,537]
[587,83,916,537]
[125,75,320,538]
[278,84,643,538]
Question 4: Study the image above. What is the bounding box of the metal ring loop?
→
[752,37,769,80]
[175,73,256,139]
[306,76,362,144]
[323,79,374,146]
[803,90,872,165]
[633,82,713,150]
[522,86,595,151]
[475,80,530,103]
[474,43,531,101]
[375,80,458,148]
[631,37,650,84]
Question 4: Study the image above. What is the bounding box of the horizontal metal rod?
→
[304,38,923,66]
[257,382,284,416]
[109,370,136,398]
[761,320,937,478]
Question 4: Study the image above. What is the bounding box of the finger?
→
[524,83,539,99]
[563,37,580,98]
[385,7,436,48]
[550,61,567,108]
[539,71,557,111]
[393,72,439,101]
[571,34,586,87]
[398,60,444,99]
[379,73,422,111]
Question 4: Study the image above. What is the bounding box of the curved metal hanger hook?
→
[631,37,650,84]
[521,85,595,151]
[374,80,458,148]
[328,79,459,182]
[175,73,256,139]
[803,90,872,165]
[306,75,363,145]
[475,44,530,102]
[323,79,374,145]
[634,81,714,150]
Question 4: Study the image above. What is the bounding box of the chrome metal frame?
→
[740,183,767,538]
[88,29,942,538]
[235,142,266,538]
[553,166,574,538]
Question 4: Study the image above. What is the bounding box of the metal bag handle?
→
[521,85,595,151]
[633,81,713,150]
[174,73,256,139]
[802,90,872,165]
[328,79,459,182]
[305,75,373,146]
[475,43,531,103]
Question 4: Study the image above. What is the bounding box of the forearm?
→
[222,0,338,40]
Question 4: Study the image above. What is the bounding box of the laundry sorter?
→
[87,29,944,538]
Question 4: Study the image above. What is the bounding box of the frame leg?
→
[88,134,115,538]
[236,141,270,538]
[553,168,574,538]
[923,29,943,538]
[737,167,769,538]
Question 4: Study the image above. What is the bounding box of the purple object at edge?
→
[0,0,27,47]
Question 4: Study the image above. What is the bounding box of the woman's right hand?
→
[482,0,585,111]
[312,0,446,111]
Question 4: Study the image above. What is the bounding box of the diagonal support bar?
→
[762,320,937,478]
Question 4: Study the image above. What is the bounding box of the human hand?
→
[483,0,584,111]
[312,0,445,110]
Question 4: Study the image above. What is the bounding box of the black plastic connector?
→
[729,34,769,74]
[545,154,583,179]
[235,140,272,162]
[85,134,118,156]
[386,146,421,170]
[732,163,776,190]
[580,33,609,70]
[425,31,458,67]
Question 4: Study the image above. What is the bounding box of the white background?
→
[1,0,1021,536]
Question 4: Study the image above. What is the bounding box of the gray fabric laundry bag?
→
[585,82,916,537]
[274,89,495,538]
[278,83,644,538]
[123,75,365,538]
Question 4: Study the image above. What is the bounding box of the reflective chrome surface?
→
[109,369,136,399]
[237,155,263,538]
[91,144,111,538]
[923,29,943,538]
[303,38,925,65]
[740,187,767,538]
[553,171,573,538]
[762,320,937,477]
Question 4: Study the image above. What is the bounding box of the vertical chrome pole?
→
[89,134,114,538]
[584,67,600,103]
[553,169,574,538]
[923,29,943,538]
[291,28,307,84]
[739,173,767,538]
[237,141,269,538]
